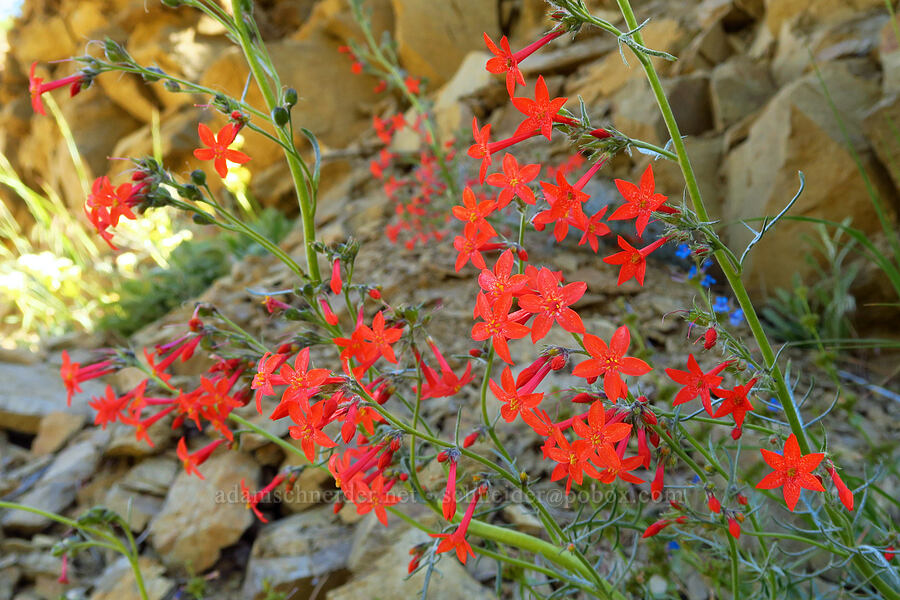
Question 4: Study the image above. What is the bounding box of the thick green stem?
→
[231,1,321,283]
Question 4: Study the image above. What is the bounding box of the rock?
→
[679,22,733,74]
[433,51,493,142]
[6,16,76,69]
[653,135,725,217]
[613,73,712,146]
[710,56,775,130]
[764,0,885,35]
[149,451,260,572]
[90,556,173,600]
[30,411,86,456]
[242,507,353,599]
[391,0,501,87]
[103,458,178,532]
[501,503,544,536]
[571,18,687,104]
[327,528,496,600]
[0,356,98,434]
[280,449,334,513]
[0,566,19,600]
[295,0,393,44]
[723,61,894,291]
[863,95,900,191]
[104,414,174,457]
[1,433,104,533]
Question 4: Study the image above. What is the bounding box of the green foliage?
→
[98,208,292,337]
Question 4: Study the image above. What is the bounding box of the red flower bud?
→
[731,426,743,440]
[728,516,741,539]
[707,493,721,514]
[368,288,382,300]
[827,465,854,511]
[549,354,567,370]
[736,493,748,506]
[463,430,480,448]
[703,328,717,350]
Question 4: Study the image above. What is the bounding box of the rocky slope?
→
[1,1,899,599]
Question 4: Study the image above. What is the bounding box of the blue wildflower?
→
[729,309,744,326]
[713,296,729,312]
[688,265,697,279]
[701,274,716,288]
[667,541,681,551]
[701,258,713,270]
[676,243,691,259]
[765,398,782,412]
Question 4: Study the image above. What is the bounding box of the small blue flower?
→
[713,296,729,313]
[688,265,698,279]
[729,309,745,326]
[701,258,713,270]
[765,398,782,412]
[701,274,717,288]
[676,243,691,259]
[667,541,681,551]
[692,474,701,484]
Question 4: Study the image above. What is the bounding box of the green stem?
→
[228,412,305,458]
[231,0,321,283]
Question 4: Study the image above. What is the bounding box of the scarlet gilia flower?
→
[517,267,586,342]
[120,404,176,448]
[88,383,137,428]
[651,457,665,501]
[84,175,146,248]
[471,292,530,364]
[728,514,742,539]
[477,249,528,304]
[595,445,645,485]
[251,352,288,412]
[241,474,286,523]
[467,117,541,184]
[193,122,250,178]
[431,484,488,564]
[533,160,604,242]
[330,259,342,295]
[483,31,564,96]
[442,450,460,520]
[572,401,631,451]
[176,437,225,479]
[416,338,474,399]
[703,327,717,349]
[512,75,567,140]
[287,402,337,462]
[404,76,421,94]
[665,355,732,416]
[485,153,541,208]
[642,515,687,538]
[453,223,502,272]
[608,164,673,236]
[320,298,339,326]
[712,378,757,431]
[490,366,543,422]
[755,433,825,511]
[352,474,401,526]
[359,311,404,364]
[603,236,669,286]
[575,207,611,253]
[572,326,651,402]
[707,492,721,513]
[60,350,119,406]
[452,187,497,236]
[29,62,90,115]
[826,462,854,511]
[463,429,481,448]
[57,554,69,585]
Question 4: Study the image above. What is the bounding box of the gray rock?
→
[242,507,353,600]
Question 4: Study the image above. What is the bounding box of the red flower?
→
[572,326,651,401]
[443,455,459,520]
[574,207,611,253]
[354,474,401,526]
[490,366,543,422]
[603,235,668,286]
[826,464,854,511]
[755,433,825,511]
[241,474,286,523]
[467,117,493,184]
[572,401,631,451]
[547,428,600,494]
[359,311,404,364]
[512,75,567,140]
[287,401,337,462]
[29,62,86,116]
[484,31,564,97]
[665,355,732,415]
[330,259,342,295]
[193,122,250,178]
[452,187,497,235]
[485,153,541,208]
[453,223,497,272]
[431,485,487,564]
[728,515,742,539]
[608,164,672,236]
[88,385,130,428]
[471,293,530,364]
[517,267,586,342]
[176,438,225,479]
[276,347,330,408]
[712,378,757,429]
[483,33,525,96]
[477,250,529,303]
